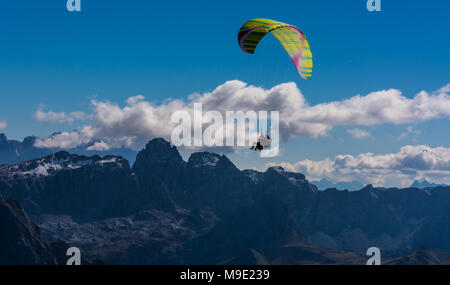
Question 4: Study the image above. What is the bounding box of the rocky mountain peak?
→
[267,166,285,173]
[133,138,184,170]
[361,184,374,191]
[22,136,38,146]
[265,166,305,179]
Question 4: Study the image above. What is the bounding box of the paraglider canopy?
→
[238,18,313,80]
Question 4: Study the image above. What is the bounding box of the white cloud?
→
[268,145,450,188]
[70,111,88,121]
[87,141,111,151]
[267,158,335,179]
[33,126,136,150]
[32,80,450,151]
[126,95,145,105]
[0,120,6,130]
[436,83,450,94]
[347,128,372,139]
[33,105,86,124]
[33,127,93,149]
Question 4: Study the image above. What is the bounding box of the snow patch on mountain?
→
[0,152,126,180]
[188,152,221,168]
[242,169,264,184]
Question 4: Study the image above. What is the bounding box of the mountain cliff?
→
[0,195,96,265]
[0,196,59,264]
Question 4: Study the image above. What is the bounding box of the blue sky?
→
[0,0,449,186]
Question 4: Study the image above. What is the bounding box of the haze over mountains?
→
[2,137,450,264]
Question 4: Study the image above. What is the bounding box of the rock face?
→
[132,140,255,216]
[0,196,58,265]
[182,152,254,216]
[2,137,450,265]
[131,138,185,212]
[303,185,450,254]
[0,195,96,265]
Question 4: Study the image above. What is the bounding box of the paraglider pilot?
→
[251,134,272,151]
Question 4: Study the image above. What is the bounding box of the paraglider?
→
[251,134,272,151]
[238,18,313,80]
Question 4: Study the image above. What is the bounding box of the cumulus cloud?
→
[33,127,93,149]
[268,158,335,179]
[126,95,145,105]
[34,126,135,150]
[347,128,372,139]
[33,80,450,151]
[267,145,450,188]
[0,120,6,130]
[436,83,450,94]
[87,141,111,151]
[33,105,86,124]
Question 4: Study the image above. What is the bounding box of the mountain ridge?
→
[2,137,450,264]
[410,179,447,189]
[0,132,137,165]
[312,178,365,191]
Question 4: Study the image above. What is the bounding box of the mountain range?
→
[0,133,137,165]
[410,179,448,189]
[312,179,365,191]
[1,137,450,265]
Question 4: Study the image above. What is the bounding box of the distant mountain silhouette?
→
[410,179,447,189]
[312,179,365,191]
[2,138,450,265]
